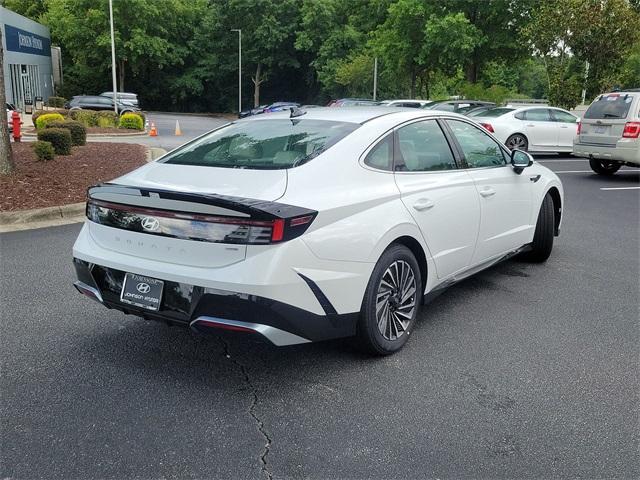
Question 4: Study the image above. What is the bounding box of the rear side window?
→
[162,119,359,169]
[551,110,577,123]
[584,94,634,119]
[479,108,514,118]
[364,133,393,170]
[395,120,457,172]
[521,109,552,121]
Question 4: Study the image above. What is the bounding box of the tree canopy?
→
[5,0,639,112]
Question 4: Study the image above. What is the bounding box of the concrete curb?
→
[0,146,166,233]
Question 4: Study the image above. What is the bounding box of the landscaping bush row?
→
[31,109,145,130]
[45,120,87,146]
[46,96,67,108]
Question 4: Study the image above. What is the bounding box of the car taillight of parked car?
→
[480,123,494,133]
[577,121,581,135]
[622,122,640,139]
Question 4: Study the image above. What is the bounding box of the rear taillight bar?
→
[577,121,581,135]
[622,122,640,139]
[86,198,317,245]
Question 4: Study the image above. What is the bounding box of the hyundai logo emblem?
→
[136,282,151,294]
[141,217,160,231]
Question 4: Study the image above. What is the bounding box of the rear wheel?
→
[355,244,422,355]
[506,134,528,151]
[520,193,554,263]
[589,157,621,175]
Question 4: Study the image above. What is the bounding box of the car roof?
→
[237,106,466,125]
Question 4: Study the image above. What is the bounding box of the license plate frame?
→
[594,125,607,134]
[120,273,164,311]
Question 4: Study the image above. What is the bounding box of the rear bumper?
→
[73,258,359,345]
[573,141,640,165]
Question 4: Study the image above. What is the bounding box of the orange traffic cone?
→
[149,122,158,137]
[175,120,182,136]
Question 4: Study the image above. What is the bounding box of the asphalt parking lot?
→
[1,156,638,479]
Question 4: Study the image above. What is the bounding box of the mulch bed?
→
[0,142,147,212]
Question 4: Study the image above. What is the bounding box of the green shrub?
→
[33,141,55,161]
[35,113,65,130]
[37,128,72,155]
[118,112,144,130]
[32,109,69,125]
[70,109,98,127]
[96,110,119,128]
[46,96,67,108]
[46,120,87,146]
[132,111,146,126]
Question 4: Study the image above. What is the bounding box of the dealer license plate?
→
[120,273,164,311]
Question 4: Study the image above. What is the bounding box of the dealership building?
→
[1,6,61,110]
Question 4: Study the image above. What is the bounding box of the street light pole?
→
[108,0,118,114]
[373,57,378,101]
[231,29,242,114]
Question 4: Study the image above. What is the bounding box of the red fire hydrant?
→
[11,110,22,142]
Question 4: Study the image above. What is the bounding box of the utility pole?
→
[0,26,15,174]
[373,57,378,101]
[109,0,118,113]
[581,61,590,105]
[231,29,242,114]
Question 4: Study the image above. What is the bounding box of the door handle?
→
[479,187,496,198]
[560,125,569,128]
[413,198,435,211]
[525,124,535,127]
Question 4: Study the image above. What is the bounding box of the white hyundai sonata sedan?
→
[73,107,563,354]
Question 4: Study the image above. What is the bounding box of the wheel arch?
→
[546,186,562,236]
[387,235,428,301]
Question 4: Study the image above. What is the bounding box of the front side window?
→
[162,119,359,169]
[395,120,457,172]
[446,120,506,168]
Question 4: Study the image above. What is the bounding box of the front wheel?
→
[589,158,621,175]
[520,194,554,263]
[355,244,422,355]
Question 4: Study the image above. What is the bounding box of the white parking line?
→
[600,186,640,191]
[554,170,638,173]
[537,159,587,163]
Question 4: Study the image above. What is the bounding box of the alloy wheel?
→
[375,260,417,341]
[507,135,527,150]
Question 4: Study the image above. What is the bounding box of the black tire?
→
[506,134,528,151]
[355,244,422,355]
[520,194,554,263]
[589,157,621,175]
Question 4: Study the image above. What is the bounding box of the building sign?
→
[4,24,51,57]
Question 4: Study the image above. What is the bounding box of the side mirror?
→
[511,149,533,173]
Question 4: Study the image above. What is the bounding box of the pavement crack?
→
[219,338,273,480]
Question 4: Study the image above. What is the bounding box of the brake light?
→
[480,123,494,133]
[271,219,285,242]
[622,122,640,138]
[577,121,581,135]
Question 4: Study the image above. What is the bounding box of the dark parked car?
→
[328,98,379,107]
[65,95,140,114]
[100,92,139,108]
[423,100,495,113]
[263,102,300,113]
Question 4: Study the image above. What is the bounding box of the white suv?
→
[72,108,563,355]
[573,90,640,174]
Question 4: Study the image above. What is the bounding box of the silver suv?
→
[573,89,640,175]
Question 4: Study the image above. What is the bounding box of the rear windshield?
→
[584,94,634,119]
[477,107,514,118]
[161,119,359,169]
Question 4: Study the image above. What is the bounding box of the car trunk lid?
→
[580,93,635,146]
